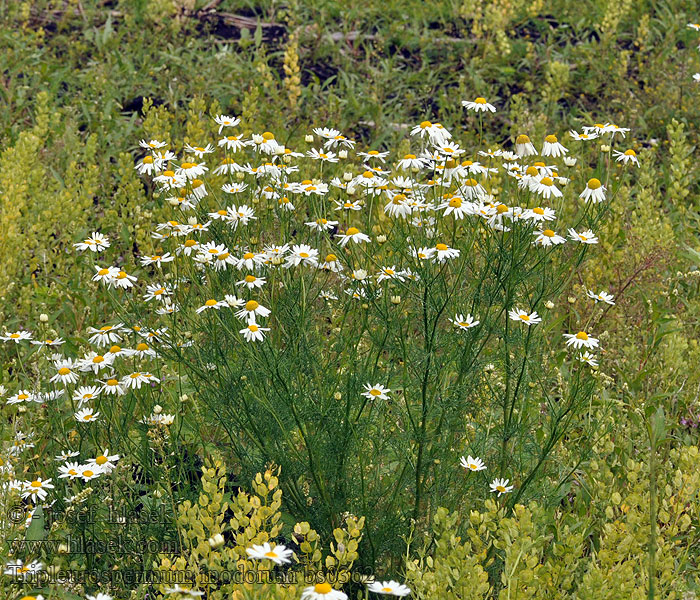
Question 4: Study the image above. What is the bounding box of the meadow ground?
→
[1,1,700,599]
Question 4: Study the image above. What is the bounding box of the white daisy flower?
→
[462,97,496,112]
[362,384,391,400]
[541,134,568,157]
[579,178,606,203]
[367,581,411,597]
[563,331,599,350]
[449,314,480,330]
[460,455,487,472]
[246,542,294,565]
[568,228,598,244]
[533,229,566,247]
[586,290,615,305]
[508,309,541,325]
[489,478,514,497]
[301,583,348,600]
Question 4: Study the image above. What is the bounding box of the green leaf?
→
[25,505,47,542]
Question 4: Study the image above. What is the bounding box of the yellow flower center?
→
[516,134,530,144]
[464,178,478,186]
[520,315,530,321]
[262,131,275,140]
[576,331,589,340]
[545,134,558,143]
[107,379,119,386]
[525,166,538,177]
[83,415,93,421]
[475,97,486,104]
[98,268,110,276]
[496,204,509,214]
[248,324,259,332]
[587,178,601,190]
[624,149,636,156]
[542,229,555,237]
[435,243,448,251]
[533,207,545,215]
[245,300,259,312]
[314,583,333,594]
[117,271,128,279]
[96,456,108,465]
[163,170,175,177]
[346,227,360,236]
[325,254,337,262]
[205,299,218,307]
[299,252,309,258]
[540,177,553,186]
[244,252,255,260]
[419,120,432,129]
[18,393,29,400]
[109,345,121,353]
[404,154,416,159]
[382,588,394,593]
[142,156,154,164]
[264,551,278,558]
[58,367,71,376]
[83,469,94,476]
[496,485,506,493]
[180,161,195,169]
[30,480,42,488]
[92,355,104,363]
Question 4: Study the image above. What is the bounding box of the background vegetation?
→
[1,0,700,598]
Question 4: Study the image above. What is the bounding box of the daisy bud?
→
[362,303,369,310]
[236,172,245,180]
[484,363,495,373]
[180,394,189,403]
[568,296,576,304]
[283,154,292,163]
[58,543,70,554]
[209,533,225,548]
[271,255,284,265]
[563,156,577,166]
[343,172,353,181]
[188,216,198,225]
[18,406,26,413]
[353,269,368,281]
[305,134,314,143]
[376,234,387,244]
[391,295,401,305]
[153,404,163,414]
[153,489,162,498]
[347,184,356,195]
[334,391,342,400]
[545,300,555,309]
[39,313,48,322]
[600,144,610,152]
[339,150,348,159]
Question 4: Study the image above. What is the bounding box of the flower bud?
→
[334,391,342,400]
[343,172,353,181]
[209,533,225,548]
[376,234,387,244]
[545,300,554,309]
[153,404,163,415]
[339,150,348,159]
[39,313,48,323]
[600,144,610,152]
[305,134,314,143]
[563,156,577,166]
[391,295,401,305]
